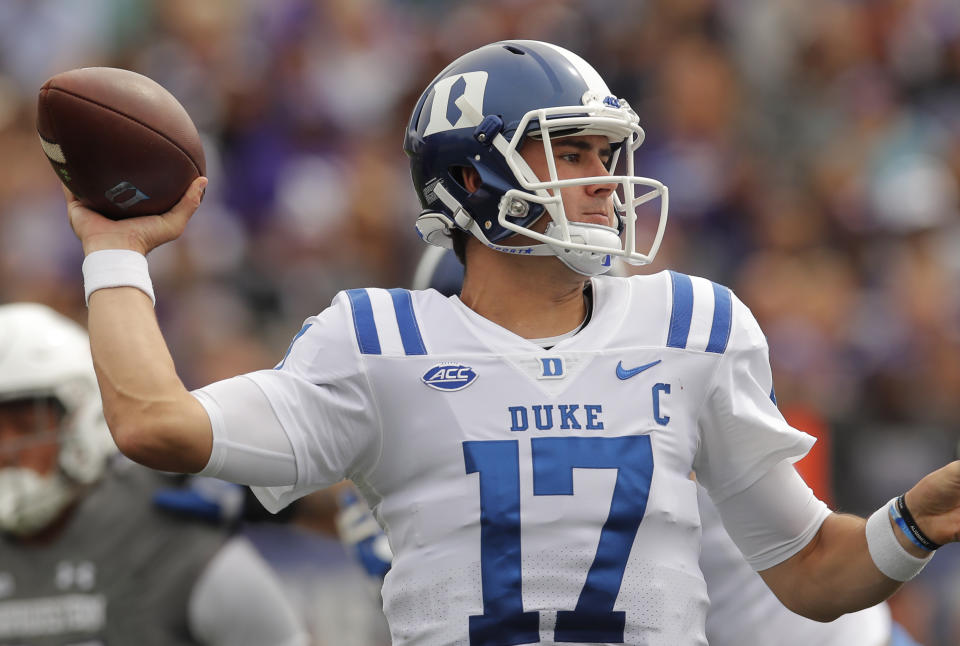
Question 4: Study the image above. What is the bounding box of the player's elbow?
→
[107,415,160,465]
[105,399,212,473]
[781,597,844,623]
[808,608,845,623]
[758,534,843,622]
[761,579,845,623]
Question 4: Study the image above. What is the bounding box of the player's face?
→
[520,134,618,230]
[0,398,61,475]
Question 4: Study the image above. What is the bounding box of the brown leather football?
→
[37,67,205,220]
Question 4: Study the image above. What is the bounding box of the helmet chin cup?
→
[0,468,76,536]
[544,222,619,276]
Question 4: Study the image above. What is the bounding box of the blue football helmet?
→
[404,40,669,276]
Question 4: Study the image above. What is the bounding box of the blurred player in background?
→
[62,40,960,645]
[0,303,308,646]
[242,481,392,646]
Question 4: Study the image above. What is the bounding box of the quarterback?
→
[411,245,915,646]
[63,41,960,645]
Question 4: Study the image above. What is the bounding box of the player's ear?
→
[461,167,481,193]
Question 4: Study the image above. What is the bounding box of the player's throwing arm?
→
[39,67,213,473]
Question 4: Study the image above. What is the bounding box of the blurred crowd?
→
[2,0,960,643]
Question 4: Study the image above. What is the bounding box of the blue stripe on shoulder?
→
[667,271,693,349]
[275,323,312,369]
[705,282,733,354]
[346,289,381,355]
[388,288,427,355]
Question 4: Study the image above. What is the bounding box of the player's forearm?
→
[760,513,902,621]
[88,286,211,472]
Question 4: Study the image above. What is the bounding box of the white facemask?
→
[0,467,76,536]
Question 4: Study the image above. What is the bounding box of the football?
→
[36,67,205,220]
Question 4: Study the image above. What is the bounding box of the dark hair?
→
[451,228,469,267]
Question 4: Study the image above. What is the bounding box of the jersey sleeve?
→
[693,291,816,503]
[196,292,383,513]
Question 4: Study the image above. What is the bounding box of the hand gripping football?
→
[37,67,205,220]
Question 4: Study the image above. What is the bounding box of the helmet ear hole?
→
[448,166,479,193]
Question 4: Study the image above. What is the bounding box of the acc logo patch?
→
[422,363,478,392]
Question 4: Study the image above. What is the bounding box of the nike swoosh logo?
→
[616,359,662,380]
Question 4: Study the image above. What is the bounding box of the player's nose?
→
[584,153,617,195]
[586,173,617,196]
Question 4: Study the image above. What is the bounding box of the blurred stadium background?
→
[2,0,960,643]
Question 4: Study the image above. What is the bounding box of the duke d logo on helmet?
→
[423,72,488,136]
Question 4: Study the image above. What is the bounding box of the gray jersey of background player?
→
[0,303,308,646]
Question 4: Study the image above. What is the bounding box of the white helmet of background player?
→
[404,40,669,276]
[0,303,116,535]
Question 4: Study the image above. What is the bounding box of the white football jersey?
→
[204,270,817,646]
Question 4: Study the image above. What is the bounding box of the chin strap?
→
[543,222,618,276]
[418,181,615,276]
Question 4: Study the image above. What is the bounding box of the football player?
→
[0,303,308,646]
[409,244,918,646]
[63,40,960,645]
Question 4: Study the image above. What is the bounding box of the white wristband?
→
[865,498,933,581]
[82,249,155,306]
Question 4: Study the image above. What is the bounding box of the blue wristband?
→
[889,496,940,552]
